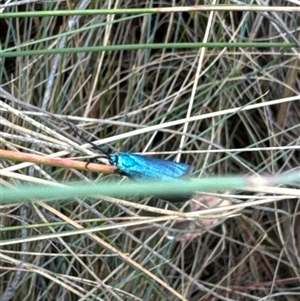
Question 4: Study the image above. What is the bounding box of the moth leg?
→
[113,168,125,177]
[85,155,105,168]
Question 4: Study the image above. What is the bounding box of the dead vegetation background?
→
[0,1,299,301]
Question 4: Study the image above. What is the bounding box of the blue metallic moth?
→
[71,122,194,202]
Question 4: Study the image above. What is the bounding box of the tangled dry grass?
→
[0,1,299,300]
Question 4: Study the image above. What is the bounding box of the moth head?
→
[109,154,118,166]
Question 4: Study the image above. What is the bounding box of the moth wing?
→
[117,153,193,181]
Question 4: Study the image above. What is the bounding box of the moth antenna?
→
[82,137,110,158]
[67,119,111,158]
